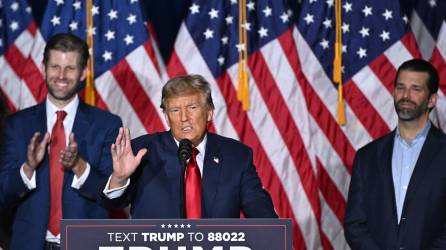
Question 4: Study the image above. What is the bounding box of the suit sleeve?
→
[240,148,277,218]
[0,117,33,208]
[344,151,380,250]
[75,116,122,201]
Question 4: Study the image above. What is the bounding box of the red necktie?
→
[48,110,66,235]
[185,147,201,218]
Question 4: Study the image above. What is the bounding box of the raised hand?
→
[24,132,50,178]
[109,127,147,188]
[61,133,86,177]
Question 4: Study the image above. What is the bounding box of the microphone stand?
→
[179,158,187,218]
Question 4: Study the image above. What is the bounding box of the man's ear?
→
[428,93,438,109]
[80,67,87,82]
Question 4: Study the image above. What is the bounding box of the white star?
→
[167,224,172,228]
[343,2,352,13]
[108,9,118,20]
[190,3,200,14]
[357,47,367,58]
[341,22,350,33]
[130,0,138,3]
[263,6,272,17]
[9,21,19,31]
[174,224,178,228]
[203,28,214,39]
[429,0,437,7]
[280,12,289,23]
[402,15,408,24]
[87,26,96,36]
[247,1,255,11]
[105,30,115,41]
[326,0,334,7]
[323,18,332,28]
[221,36,229,45]
[236,43,246,52]
[102,51,112,61]
[258,26,268,38]
[54,0,64,6]
[69,21,78,31]
[362,5,372,16]
[180,224,185,228]
[73,1,81,10]
[217,56,225,66]
[382,9,393,20]
[230,0,237,4]
[225,15,233,25]
[359,26,370,38]
[10,1,19,12]
[186,224,191,228]
[242,22,251,31]
[380,30,390,41]
[26,6,31,13]
[92,5,99,16]
[124,34,134,45]
[309,0,317,3]
[304,13,314,24]
[208,8,219,19]
[320,39,329,49]
[127,14,137,24]
[50,16,61,26]
[342,44,347,53]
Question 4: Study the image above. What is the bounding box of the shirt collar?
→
[173,133,207,157]
[46,95,79,122]
[395,120,431,146]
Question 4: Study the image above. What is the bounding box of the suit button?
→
[401,217,406,221]
[399,247,405,250]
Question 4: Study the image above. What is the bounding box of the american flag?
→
[2,0,446,249]
[1,0,165,138]
[166,0,446,249]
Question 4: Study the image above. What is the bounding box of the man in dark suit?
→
[101,74,277,218]
[0,33,122,250]
[344,59,446,249]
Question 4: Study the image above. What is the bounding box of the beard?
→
[394,97,429,121]
[45,76,81,102]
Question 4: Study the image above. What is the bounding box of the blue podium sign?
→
[61,219,292,250]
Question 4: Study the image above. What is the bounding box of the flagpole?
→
[85,0,96,106]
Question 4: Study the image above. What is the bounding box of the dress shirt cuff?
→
[103,175,130,199]
[20,163,36,190]
[71,162,91,189]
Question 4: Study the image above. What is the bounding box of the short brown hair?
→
[160,74,215,110]
[43,33,89,70]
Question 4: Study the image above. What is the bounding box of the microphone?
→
[178,139,192,218]
[178,139,192,167]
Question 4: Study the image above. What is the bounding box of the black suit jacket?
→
[101,131,277,218]
[344,125,446,249]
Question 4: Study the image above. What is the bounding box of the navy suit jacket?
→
[0,100,122,250]
[344,125,446,250]
[101,131,277,218]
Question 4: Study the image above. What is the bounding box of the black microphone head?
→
[178,139,192,164]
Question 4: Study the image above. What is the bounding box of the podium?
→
[61,219,292,250]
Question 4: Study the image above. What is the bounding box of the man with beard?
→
[344,59,446,249]
[0,33,122,250]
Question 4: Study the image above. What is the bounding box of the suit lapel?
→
[402,126,442,215]
[380,131,399,225]
[202,133,222,217]
[161,131,183,217]
[72,101,90,147]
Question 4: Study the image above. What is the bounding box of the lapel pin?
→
[213,157,219,164]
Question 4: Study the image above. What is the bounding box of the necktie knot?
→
[56,110,67,122]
